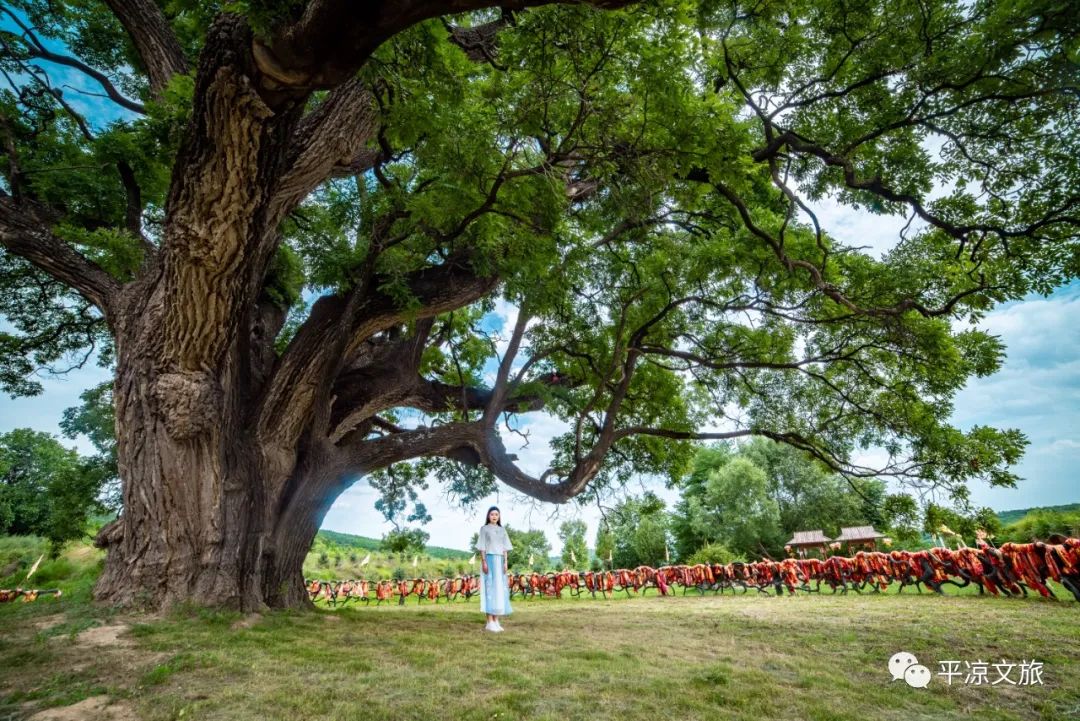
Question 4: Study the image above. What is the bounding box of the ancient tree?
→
[0,0,1076,610]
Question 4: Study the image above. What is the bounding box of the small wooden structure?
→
[784,530,832,558]
[835,525,887,551]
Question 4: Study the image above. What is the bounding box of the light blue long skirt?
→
[479,552,513,616]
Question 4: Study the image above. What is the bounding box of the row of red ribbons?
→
[0,588,62,603]
[306,538,1080,606]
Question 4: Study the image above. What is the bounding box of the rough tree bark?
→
[90,14,315,610]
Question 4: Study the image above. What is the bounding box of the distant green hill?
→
[316,530,574,570]
[997,502,1080,526]
[316,529,471,560]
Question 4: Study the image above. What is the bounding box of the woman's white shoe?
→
[485,620,497,632]
[492,620,504,632]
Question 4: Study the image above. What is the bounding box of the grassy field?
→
[2,540,1079,721]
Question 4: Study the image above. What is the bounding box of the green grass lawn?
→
[2,542,1078,721]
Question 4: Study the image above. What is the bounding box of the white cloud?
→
[799,195,910,259]
[946,283,1080,509]
[1039,439,1080,455]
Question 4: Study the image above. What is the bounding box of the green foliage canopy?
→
[599,491,672,568]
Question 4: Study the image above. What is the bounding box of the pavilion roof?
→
[785,530,832,546]
[835,525,886,542]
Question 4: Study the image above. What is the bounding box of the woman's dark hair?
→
[484,506,502,526]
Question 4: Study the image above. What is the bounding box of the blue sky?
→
[0,11,137,129]
[2,13,1077,554]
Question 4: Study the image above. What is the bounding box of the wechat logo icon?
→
[888,651,931,688]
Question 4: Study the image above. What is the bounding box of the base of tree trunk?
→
[92,518,317,612]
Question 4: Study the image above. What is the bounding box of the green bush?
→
[29,557,76,584]
[0,535,104,606]
[685,542,741,566]
[0,534,48,571]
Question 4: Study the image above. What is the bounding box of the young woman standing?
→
[475,506,513,632]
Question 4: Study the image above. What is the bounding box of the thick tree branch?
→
[0,196,120,316]
[268,78,379,227]
[255,256,498,452]
[332,414,613,503]
[102,0,188,97]
[468,306,646,502]
[0,7,147,114]
[337,421,484,476]
[158,15,303,373]
[443,11,514,67]
[328,362,572,444]
[251,0,640,97]
[483,302,530,426]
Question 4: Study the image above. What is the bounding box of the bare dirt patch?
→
[75,623,135,648]
[51,619,168,674]
[27,696,138,721]
[31,615,66,631]
[230,613,263,630]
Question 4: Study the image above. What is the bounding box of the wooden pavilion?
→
[784,530,832,558]
[835,525,887,551]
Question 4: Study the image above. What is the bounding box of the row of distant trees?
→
[475,439,1071,571]
[448,438,1034,572]
[596,439,1005,569]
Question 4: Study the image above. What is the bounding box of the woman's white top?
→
[476,524,513,555]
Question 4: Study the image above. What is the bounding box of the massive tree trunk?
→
[92,339,489,611]
[87,14,351,611]
[93,282,364,611]
[92,400,336,612]
[92,276,309,611]
[94,370,272,609]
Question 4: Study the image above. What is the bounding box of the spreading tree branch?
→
[0,196,120,316]
[0,7,147,114]
[255,255,498,451]
[250,0,640,97]
[102,0,188,97]
[268,77,379,227]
